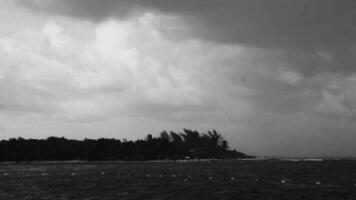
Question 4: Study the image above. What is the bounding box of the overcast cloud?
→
[0,0,355,157]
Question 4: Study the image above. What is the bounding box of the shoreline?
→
[1,157,356,165]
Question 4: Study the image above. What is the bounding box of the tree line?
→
[0,129,253,162]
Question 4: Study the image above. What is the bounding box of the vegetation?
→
[0,129,252,162]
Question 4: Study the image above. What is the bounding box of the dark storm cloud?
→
[17,0,355,47]
[17,0,137,21]
[17,0,356,75]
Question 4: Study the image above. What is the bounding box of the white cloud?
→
[277,70,303,85]
[317,91,347,114]
[0,14,244,121]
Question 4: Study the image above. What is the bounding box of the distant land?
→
[0,129,254,162]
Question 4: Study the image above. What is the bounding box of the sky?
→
[0,0,355,157]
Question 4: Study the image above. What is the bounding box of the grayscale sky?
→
[0,0,355,157]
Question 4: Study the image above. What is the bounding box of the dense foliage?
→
[0,129,252,161]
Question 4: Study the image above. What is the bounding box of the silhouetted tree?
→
[0,129,253,162]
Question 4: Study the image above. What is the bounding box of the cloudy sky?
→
[0,0,355,157]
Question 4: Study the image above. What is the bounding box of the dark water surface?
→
[0,160,356,199]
